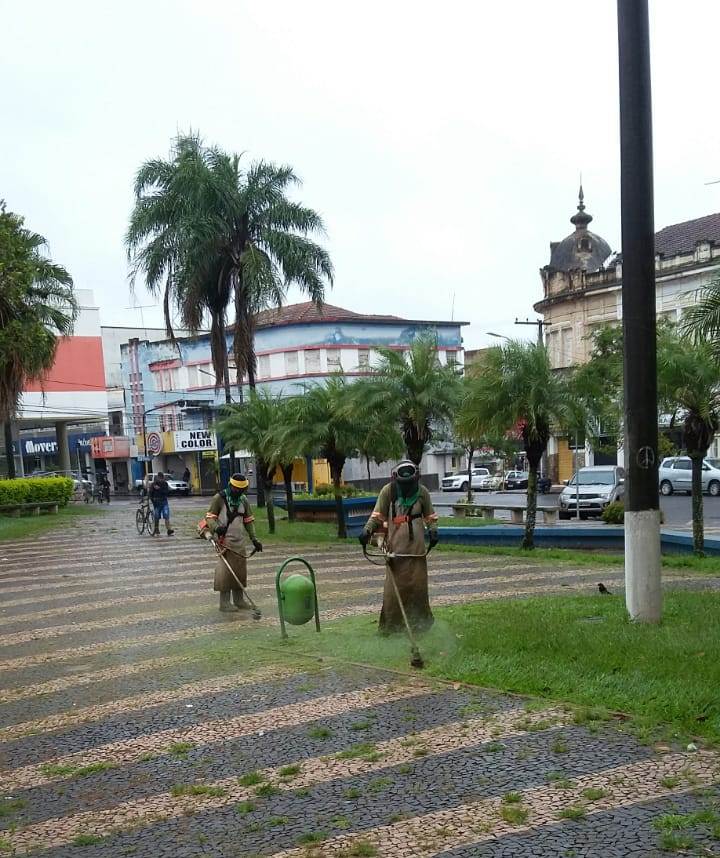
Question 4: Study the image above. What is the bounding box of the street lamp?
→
[486,331,510,341]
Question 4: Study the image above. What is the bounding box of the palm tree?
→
[283,377,359,538]
[355,332,461,466]
[0,203,77,477]
[126,133,333,393]
[217,391,287,534]
[657,327,720,556]
[454,377,516,504]
[680,276,720,359]
[465,341,580,549]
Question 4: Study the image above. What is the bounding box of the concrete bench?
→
[0,502,60,518]
[452,503,558,525]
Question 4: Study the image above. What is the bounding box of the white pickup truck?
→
[134,472,190,496]
[441,468,491,492]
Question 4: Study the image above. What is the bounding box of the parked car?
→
[504,471,552,493]
[441,468,491,492]
[505,470,529,490]
[558,465,625,519]
[658,457,720,496]
[134,472,191,496]
[478,474,503,491]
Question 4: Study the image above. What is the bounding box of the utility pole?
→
[617,0,661,622]
[514,317,548,348]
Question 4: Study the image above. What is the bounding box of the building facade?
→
[534,191,720,480]
[114,302,466,492]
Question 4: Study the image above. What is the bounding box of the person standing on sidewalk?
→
[150,472,174,536]
[359,460,439,634]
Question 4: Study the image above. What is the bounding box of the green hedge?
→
[0,477,74,508]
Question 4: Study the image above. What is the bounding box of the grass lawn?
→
[0,504,103,542]
[291,592,720,746]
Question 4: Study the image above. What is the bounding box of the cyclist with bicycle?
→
[149,473,174,537]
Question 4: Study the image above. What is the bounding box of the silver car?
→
[658,457,720,496]
[558,466,625,519]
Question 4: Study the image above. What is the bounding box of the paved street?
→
[1,502,719,856]
[433,490,720,530]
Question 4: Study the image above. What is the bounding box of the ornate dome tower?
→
[548,186,611,273]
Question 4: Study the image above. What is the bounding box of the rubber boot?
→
[166,519,174,536]
[153,520,160,536]
[232,588,250,610]
[219,591,238,612]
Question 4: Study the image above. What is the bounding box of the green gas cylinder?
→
[275,557,321,639]
[280,573,316,625]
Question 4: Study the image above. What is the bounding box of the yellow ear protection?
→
[229,475,249,490]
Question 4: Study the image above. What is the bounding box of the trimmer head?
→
[252,609,262,621]
[410,648,425,669]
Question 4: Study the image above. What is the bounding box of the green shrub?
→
[601,501,624,525]
[295,483,375,500]
[0,477,73,508]
[602,500,664,525]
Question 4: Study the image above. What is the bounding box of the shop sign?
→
[146,432,163,456]
[21,433,94,456]
[173,429,217,452]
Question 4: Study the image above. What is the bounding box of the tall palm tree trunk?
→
[366,455,372,492]
[466,446,475,504]
[282,462,295,523]
[329,457,347,539]
[4,421,16,479]
[691,454,705,556]
[523,466,539,550]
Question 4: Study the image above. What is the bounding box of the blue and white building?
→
[116,302,466,491]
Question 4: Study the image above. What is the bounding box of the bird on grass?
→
[598,583,612,595]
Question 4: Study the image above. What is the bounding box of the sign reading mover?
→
[173,429,217,452]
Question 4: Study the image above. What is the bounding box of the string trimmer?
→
[363,541,434,669]
[210,539,262,621]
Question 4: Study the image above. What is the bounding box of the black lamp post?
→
[617,0,662,621]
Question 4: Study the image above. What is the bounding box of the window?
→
[446,351,458,367]
[257,354,271,379]
[672,460,691,471]
[187,366,198,388]
[284,351,299,375]
[358,348,370,369]
[560,328,573,367]
[304,349,321,373]
[327,350,342,372]
[547,329,560,367]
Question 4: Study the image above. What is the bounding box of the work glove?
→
[252,538,263,553]
[428,532,439,549]
[215,525,228,537]
[202,529,214,541]
[358,531,370,547]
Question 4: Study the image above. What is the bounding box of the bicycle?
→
[135,498,154,535]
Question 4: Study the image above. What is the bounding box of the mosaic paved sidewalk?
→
[1,502,719,857]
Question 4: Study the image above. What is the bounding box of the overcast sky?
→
[2,1,720,349]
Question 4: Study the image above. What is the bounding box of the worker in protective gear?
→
[199,473,263,612]
[359,460,439,634]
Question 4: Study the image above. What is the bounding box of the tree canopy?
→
[126,134,333,391]
[0,202,76,421]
